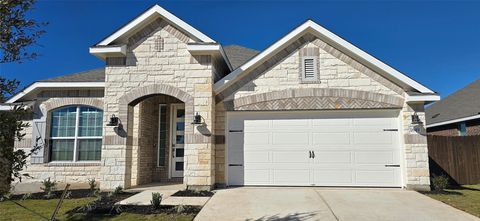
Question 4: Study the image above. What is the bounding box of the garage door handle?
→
[309,151,312,158]
[385,164,400,167]
[312,151,315,159]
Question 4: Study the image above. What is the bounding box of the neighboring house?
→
[426,80,480,136]
[1,5,440,191]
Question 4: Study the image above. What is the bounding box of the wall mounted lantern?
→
[191,112,203,125]
[411,112,423,125]
[106,114,119,126]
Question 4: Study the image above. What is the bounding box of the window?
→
[49,106,103,161]
[301,56,318,82]
[157,104,167,167]
[458,122,467,136]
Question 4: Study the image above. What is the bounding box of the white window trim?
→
[301,56,319,82]
[49,106,102,163]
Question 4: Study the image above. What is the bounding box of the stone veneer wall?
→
[14,96,104,184]
[101,18,219,190]
[402,103,430,190]
[214,35,431,190]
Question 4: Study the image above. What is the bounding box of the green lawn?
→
[0,198,195,221]
[424,184,480,218]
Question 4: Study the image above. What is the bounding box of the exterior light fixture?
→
[192,112,203,125]
[106,114,119,126]
[411,112,423,125]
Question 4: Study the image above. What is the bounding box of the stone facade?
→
[100,18,222,190]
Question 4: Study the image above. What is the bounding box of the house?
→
[3,4,440,191]
[426,80,480,136]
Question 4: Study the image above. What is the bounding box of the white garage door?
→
[227,110,402,187]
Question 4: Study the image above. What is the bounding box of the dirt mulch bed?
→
[70,195,201,215]
[171,190,214,197]
[9,189,136,200]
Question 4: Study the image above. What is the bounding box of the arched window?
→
[49,106,103,161]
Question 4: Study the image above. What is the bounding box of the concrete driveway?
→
[194,187,479,221]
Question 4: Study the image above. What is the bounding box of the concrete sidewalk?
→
[194,187,480,221]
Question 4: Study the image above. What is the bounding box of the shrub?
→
[88,179,98,191]
[40,178,57,199]
[113,186,123,195]
[88,178,99,196]
[150,192,162,209]
[21,193,32,200]
[176,204,186,214]
[431,174,449,192]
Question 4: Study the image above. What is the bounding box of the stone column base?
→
[406,184,431,191]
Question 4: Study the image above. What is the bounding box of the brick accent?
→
[41,98,103,112]
[224,88,404,111]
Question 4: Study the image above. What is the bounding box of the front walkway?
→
[194,187,480,221]
[119,183,210,206]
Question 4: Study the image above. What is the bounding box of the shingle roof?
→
[39,68,105,82]
[426,79,480,125]
[223,45,259,69]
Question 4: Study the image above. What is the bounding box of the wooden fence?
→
[427,135,480,185]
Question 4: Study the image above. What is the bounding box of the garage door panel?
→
[312,118,351,126]
[244,151,269,163]
[355,151,398,164]
[272,151,310,163]
[312,132,351,145]
[355,169,398,185]
[313,170,353,185]
[273,169,311,185]
[244,120,269,131]
[272,132,309,145]
[244,132,270,145]
[272,119,309,128]
[354,132,393,145]
[314,151,352,164]
[244,169,270,184]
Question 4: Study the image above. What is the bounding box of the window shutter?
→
[304,58,315,79]
[30,120,46,164]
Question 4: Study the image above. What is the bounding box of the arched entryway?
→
[116,84,194,188]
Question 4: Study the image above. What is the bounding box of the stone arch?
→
[225,88,404,111]
[42,97,104,112]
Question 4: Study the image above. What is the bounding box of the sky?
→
[2,0,480,98]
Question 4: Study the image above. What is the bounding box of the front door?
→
[171,104,185,178]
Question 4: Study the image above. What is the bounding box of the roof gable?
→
[214,20,436,96]
[95,4,215,46]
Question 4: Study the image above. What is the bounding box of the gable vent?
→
[155,37,164,52]
[304,58,315,79]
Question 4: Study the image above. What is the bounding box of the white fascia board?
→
[214,20,435,95]
[406,94,441,102]
[427,114,480,128]
[186,44,220,53]
[97,4,215,46]
[89,45,127,59]
[187,44,233,71]
[6,82,105,103]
